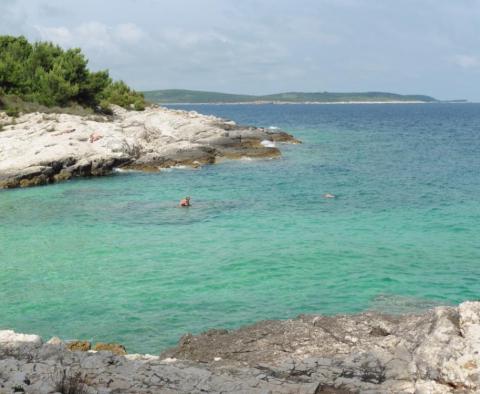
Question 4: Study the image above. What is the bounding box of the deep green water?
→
[1,103,479,353]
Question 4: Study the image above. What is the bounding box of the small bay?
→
[1,103,479,353]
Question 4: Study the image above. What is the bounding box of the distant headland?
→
[143,89,465,104]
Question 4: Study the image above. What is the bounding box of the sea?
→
[1,103,479,353]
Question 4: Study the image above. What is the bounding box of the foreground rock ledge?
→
[0,105,300,189]
[1,302,480,393]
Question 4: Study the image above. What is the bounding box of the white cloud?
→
[4,0,480,99]
[453,55,480,69]
[35,25,72,46]
[33,21,150,71]
[35,21,147,50]
[115,23,144,45]
[75,22,110,49]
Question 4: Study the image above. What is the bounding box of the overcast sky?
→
[1,0,480,100]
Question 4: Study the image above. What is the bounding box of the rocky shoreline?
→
[0,105,299,189]
[1,302,479,393]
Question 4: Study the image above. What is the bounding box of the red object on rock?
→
[89,132,103,143]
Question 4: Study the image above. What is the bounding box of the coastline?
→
[1,301,479,393]
[159,100,472,106]
[0,105,300,190]
[2,102,479,393]
[161,100,435,105]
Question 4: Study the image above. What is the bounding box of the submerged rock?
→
[93,342,127,356]
[66,340,91,352]
[0,105,300,189]
[0,302,480,393]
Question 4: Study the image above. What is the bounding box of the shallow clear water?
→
[1,103,480,353]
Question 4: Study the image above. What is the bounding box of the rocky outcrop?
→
[1,302,480,393]
[0,105,299,189]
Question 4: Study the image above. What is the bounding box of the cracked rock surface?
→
[0,105,299,189]
[1,302,480,393]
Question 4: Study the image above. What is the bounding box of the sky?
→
[1,0,480,101]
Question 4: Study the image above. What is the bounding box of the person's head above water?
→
[180,196,191,207]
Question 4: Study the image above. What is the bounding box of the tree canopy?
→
[0,35,145,113]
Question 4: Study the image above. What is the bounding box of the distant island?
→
[144,89,442,104]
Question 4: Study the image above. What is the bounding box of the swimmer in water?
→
[179,196,191,207]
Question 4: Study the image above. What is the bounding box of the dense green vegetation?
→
[144,89,438,104]
[0,35,145,115]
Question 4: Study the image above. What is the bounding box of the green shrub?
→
[5,106,19,117]
[99,99,113,115]
[133,97,145,111]
[0,35,145,112]
[101,80,145,111]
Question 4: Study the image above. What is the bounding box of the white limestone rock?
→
[0,329,42,351]
[0,105,298,189]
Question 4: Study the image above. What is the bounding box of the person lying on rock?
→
[179,196,191,207]
[89,132,103,143]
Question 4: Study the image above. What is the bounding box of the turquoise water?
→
[1,103,480,353]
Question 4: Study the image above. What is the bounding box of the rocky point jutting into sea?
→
[0,105,299,189]
[1,302,480,393]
